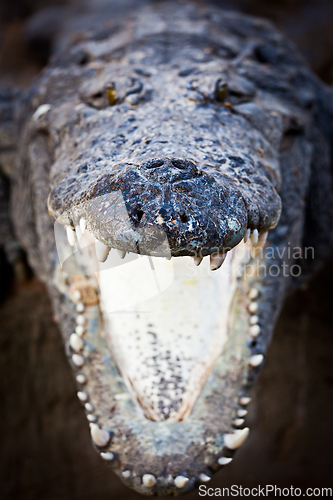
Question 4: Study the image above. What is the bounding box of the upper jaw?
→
[48,156,280,257]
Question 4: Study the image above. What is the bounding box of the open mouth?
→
[53,199,269,494]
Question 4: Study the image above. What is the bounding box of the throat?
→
[96,246,250,422]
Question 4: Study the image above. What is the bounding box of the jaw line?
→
[54,221,267,494]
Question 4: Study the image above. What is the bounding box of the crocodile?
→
[1,0,332,496]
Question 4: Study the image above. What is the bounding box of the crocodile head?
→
[48,63,281,260]
[31,9,295,496]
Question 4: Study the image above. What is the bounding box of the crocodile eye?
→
[106,84,117,105]
[214,78,228,102]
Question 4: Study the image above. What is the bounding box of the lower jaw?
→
[56,241,266,495]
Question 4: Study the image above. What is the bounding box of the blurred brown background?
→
[0,1,332,499]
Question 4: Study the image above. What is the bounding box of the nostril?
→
[146,160,165,169]
[180,213,189,223]
[171,159,186,169]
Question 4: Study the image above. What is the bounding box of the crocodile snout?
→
[111,157,247,256]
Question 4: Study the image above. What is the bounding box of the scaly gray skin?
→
[1,0,333,496]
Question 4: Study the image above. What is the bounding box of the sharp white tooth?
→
[244,228,251,243]
[75,325,85,336]
[117,249,126,259]
[234,418,245,427]
[193,256,203,266]
[237,409,248,417]
[76,315,85,325]
[76,374,86,384]
[70,333,84,352]
[249,354,264,367]
[250,229,259,246]
[224,428,249,450]
[249,315,259,325]
[218,456,233,465]
[76,302,85,313]
[73,290,81,302]
[77,391,88,402]
[66,226,76,246]
[101,452,114,461]
[258,231,268,247]
[210,251,227,271]
[80,218,86,234]
[248,288,259,300]
[199,473,211,482]
[95,240,111,262]
[75,225,82,240]
[174,476,189,489]
[87,414,98,422]
[72,354,84,367]
[239,397,251,406]
[248,302,258,314]
[142,474,157,488]
[250,324,261,337]
[33,103,51,120]
[89,423,110,447]
[122,470,131,479]
[85,403,94,413]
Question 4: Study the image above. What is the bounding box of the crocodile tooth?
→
[73,290,81,302]
[193,256,203,266]
[89,423,110,447]
[250,324,261,337]
[76,315,85,325]
[224,428,249,449]
[72,354,84,367]
[174,476,189,489]
[69,333,84,352]
[79,218,86,234]
[244,228,251,243]
[87,414,98,422]
[101,452,114,461]
[122,470,131,478]
[210,251,227,271]
[33,103,51,120]
[75,225,82,239]
[248,288,259,300]
[95,240,111,262]
[76,302,85,313]
[249,315,259,325]
[237,409,248,417]
[218,456,233,465]
[66,226,76,246]
[233,418,245,427]
[250,229,259,246]
[75,325,85,336]
[76,374,86,384]
[85,403,94,412]
[249,354,264,367]
[142,474,157,488]
[77,391,88,402]
[199,473,211,482]
[248,302,258,313]
[239,397,251,406]
[258,231,268,248]
[117,249,126,259]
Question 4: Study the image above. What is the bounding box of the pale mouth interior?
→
[97,245,251,422]
[56,220,252,423]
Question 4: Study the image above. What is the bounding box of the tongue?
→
[95,246,249,422]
